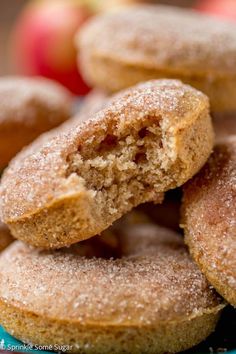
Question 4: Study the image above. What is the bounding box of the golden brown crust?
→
[77,5,236,113]
[0,76,73,169]
[182,137,236,307]
[1,80,213,248]
[0,225,224,353]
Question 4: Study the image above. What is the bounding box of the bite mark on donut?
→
[65,110,209,220]
[66,119,163,194]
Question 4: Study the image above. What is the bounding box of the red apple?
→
[10,0,93,95]
[195,0,236,22]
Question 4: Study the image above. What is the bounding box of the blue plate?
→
[0,327,52,353]
[0,307,235,353]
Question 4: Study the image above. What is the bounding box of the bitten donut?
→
[1,80,213,248]
[182,137,236,307]
[0,224,224,354]
[1,80,214,249]
[77,5,236,113]
[0,76,73,169]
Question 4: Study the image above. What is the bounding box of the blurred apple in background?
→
[196,0,236,22]
[10,0,152,95]
[10,0,93,95]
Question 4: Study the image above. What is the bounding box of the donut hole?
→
[71,233,122,259]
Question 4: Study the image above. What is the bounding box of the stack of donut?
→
[0,77,74,251]
[0,4,235,354]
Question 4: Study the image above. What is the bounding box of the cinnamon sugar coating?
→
[182,137,236,306]
[0,224,224,353]
[0,76,73,169]
[1,80,213,249]
[77,5,236,113]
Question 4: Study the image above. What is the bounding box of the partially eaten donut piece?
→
[1,80,214,249]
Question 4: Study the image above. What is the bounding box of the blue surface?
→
[0,327,52,353]
[0,325,235,353]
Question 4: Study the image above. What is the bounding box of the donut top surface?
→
[0,224,223,325]
[0,79,208,221]
[183,137,236,296]
[79,5,236,76]
[0,77,72,126]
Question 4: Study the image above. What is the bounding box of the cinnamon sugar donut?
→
[77,5,236,113]
[182,137,236,306]
[0,76,72,169]
[1,80,214,249]
[0,224,224,353]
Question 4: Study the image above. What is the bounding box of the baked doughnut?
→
[0,76,72,169]
[0,220,13,252]
[77,5,236,113]
[0,80,214,249]
[0,224,224,353]
[182,137,236,306]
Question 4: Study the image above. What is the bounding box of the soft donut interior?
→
[66,118,165,215]
[66,110,207,220]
